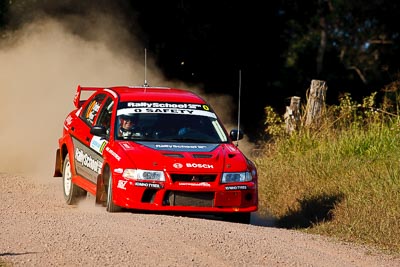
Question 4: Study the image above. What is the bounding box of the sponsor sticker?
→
[127,102,202,109]
[75,148,102,174]
[117,180,128,190]
[90,136,108,154]
[86,101,101,123]
[140,142,218,152]
[155,144,208,149]
[105,147,121,161]
[121,142,133,150]
[117,102,217,118]
[65,115,73,126]
[225,185,248,190]
[114,168,123,174]
[134,182,163,189]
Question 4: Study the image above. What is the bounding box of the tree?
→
[0,0,9,28]
[278,0,400,103]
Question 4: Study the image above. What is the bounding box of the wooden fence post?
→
[305,80,328,127]
[284,96,301,134]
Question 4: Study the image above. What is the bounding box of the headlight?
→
[221,171,252,183]
[122,169,165,181]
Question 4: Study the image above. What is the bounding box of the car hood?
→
[114,141,249,173]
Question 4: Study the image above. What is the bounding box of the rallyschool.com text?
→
[155,144,207,149]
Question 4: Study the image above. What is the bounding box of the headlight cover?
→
[123,169,165,181]
[221,171,252,183]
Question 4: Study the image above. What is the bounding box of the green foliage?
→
[263,106,286,138]
[257,90,400,254]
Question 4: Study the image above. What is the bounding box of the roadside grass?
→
[255,92,400,254]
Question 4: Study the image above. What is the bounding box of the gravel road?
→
[1,173,399,267]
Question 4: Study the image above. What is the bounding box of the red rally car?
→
[54,85,258,223]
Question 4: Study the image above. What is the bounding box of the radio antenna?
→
[236,70,242,146]
[144,48,149,87]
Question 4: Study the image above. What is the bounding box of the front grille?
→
[164,191,214,207]
[170,174,216,182]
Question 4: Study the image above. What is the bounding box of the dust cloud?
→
[0,13,161,181]
[0,8,255,184]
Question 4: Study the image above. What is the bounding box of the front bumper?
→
[112,176,258,213]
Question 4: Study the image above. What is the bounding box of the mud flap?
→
[53,149,62,177]
[95,174,106,206]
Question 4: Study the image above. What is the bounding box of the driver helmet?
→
[119,114,140,138]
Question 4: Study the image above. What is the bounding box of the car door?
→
[72,93,108,184]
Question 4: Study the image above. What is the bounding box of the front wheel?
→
[63,153,86,204]
[105,170,122,212]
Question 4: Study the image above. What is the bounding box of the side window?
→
[96,97,114,137]
[80,94,106,126]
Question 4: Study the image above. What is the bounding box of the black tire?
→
[105,170,122,212]
[62,153,86,204]
[222,212,251,224]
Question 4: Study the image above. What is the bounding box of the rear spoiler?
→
[73,85,102,108]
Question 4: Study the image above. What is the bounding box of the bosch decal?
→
[173,163,183,169]
[186,163,214,169]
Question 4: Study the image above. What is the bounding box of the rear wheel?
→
[63,153,86,204]
[105,170,122,212]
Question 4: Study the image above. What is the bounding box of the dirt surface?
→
[0,173,399,267]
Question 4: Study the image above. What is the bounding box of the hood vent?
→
[163,153,184,158]
[162,153,213,159]
[192,154,212,158]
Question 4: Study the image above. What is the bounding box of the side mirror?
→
[230,129,244,141]
[90,125,107,137]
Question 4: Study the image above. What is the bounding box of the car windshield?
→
[115,102,228,143]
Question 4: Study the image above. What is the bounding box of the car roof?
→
[105,86,207,104]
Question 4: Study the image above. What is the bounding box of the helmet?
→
[118,114,141,138]
[120,114,137,123]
